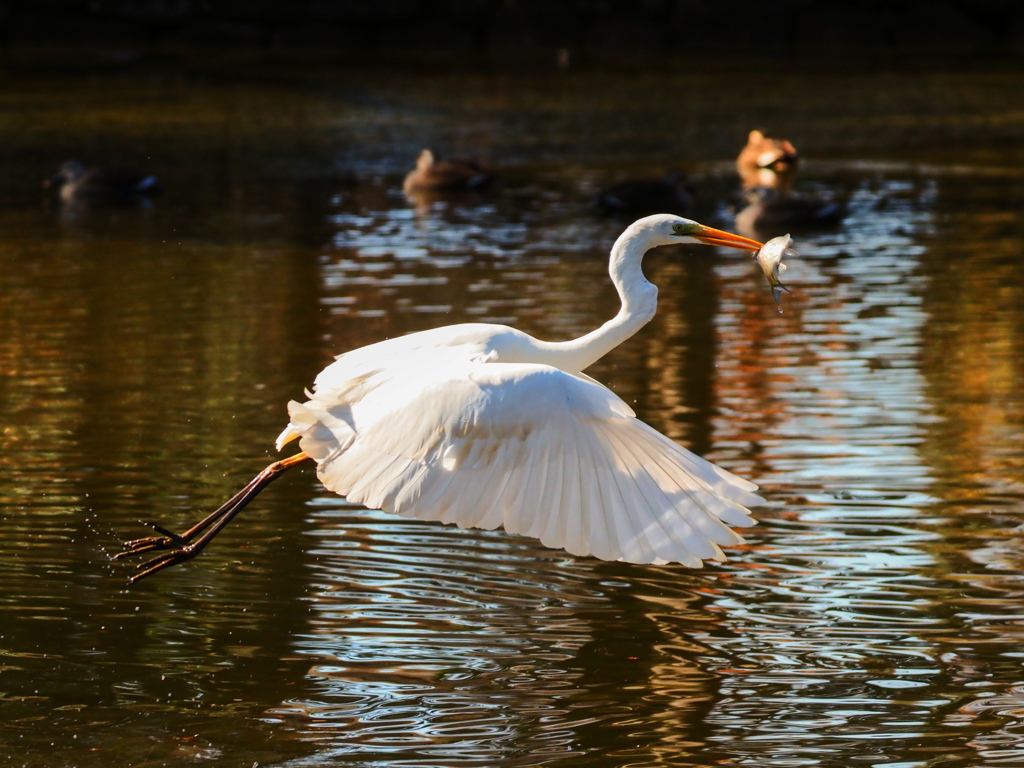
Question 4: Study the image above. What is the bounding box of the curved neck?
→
[533,225,659,373]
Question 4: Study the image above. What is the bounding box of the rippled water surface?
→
[2,68,1024,767]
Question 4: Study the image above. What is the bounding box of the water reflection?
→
[271,502,755,767]
[271,503,604,764]
[717,175,938,495]
[2,72,1024,768]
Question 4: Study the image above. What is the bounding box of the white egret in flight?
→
[117,215,767,582]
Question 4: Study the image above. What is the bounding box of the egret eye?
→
[672,223,690,236]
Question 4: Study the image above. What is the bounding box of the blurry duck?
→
[44,161,159,204]
[594,171,694,216]
[736,130,798,192]
[402,149,493,193]
[734,131,845,236]
[735,185,846,237]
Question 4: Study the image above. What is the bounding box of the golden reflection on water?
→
[919,206,1024,503]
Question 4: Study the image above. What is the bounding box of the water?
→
[2,67,1024,767]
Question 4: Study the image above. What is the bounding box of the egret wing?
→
[283,354,761,566]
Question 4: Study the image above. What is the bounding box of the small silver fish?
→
[754,234,795,312]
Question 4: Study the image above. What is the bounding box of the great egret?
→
[117,214,767,583]
[402,149,492,193]
[594,172,694,216]
[44,161,159,204]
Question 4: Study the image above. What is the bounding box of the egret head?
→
[634,214,763,251]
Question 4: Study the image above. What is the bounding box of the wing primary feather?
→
[624,427,748,547]
[407,442,466,522]
[622,423,761,532]
[366,456,421,512]
[558,421,587,557]
[538,427,571,551]
[601,424,707,564]
[634,421,763,511]
[627,431,739,550]
[613,425,726,563]
[473,442,516,530]
[571,421,597,558]
[707,459,761,493]
[510,423,556,541]
[535,426,566,544]
[346,450,406,506]
[501,434,539,537]
[586,422,653,563]
[384,461,429,512]
[447,442,509,529]
[573,423,611,560]
[521,426,558,541]
[316,444,373,498]
[596,422,677,563]
[575,419,613,561]
[391,461,434,516]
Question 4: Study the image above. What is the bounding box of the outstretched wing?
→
[282,353,761,566]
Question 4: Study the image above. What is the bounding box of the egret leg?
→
[115,452,311,583]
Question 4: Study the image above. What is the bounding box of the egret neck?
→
[530,218,665,374]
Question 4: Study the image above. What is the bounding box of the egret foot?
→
[112,522,189,560]
[129,543,205,582]
[115,452,311,583]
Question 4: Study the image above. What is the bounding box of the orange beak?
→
[693,225,763,251]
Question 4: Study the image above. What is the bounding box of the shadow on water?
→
[1,67,1024,767]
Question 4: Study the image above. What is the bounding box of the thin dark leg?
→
[115,470,274,557]
[115,452,311,583]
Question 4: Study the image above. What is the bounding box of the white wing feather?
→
[278,342,761,566]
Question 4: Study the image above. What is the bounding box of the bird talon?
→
[115,522,189,562]
[133,550,179,571]
[129,546,197,583]
[121,534,164,549]
[112,543,158,561]
[143,521,186,543]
